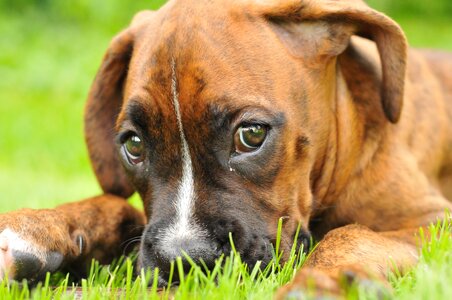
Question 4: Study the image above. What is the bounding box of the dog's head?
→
[84,0,406,283]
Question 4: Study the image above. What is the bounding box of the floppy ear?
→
[84,29,134,198]
[84,11,153,198]
[260,0,407,123]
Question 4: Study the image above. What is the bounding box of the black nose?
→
[140,225,221,283]
[154,237,219,272]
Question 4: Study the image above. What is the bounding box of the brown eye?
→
[234,124,268,153]
[123,135,144,164]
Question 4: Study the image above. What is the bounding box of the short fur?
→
[0,0,451,296]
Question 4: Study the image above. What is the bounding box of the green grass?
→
[392,220,452,300]
[0,218,451,299]
[1,1,452,299]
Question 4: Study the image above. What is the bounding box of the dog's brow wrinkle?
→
[125,101,149,131]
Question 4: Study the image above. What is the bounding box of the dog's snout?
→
[139,217,273,285]
[140,223,221,279]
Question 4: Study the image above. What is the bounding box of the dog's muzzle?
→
[138,217,276,285]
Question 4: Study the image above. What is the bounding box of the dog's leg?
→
[0,194,145,282]
[277,185,450,298]
[276,225,425,298]
[277,149,451,298]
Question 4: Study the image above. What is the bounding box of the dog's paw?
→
[0,228,64,282]
[0,209,81,282]
[275,267,341,300]
[275,266,390,300]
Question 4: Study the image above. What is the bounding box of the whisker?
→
[121,237,142,254]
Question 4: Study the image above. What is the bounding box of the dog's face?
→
[116,2,314,281]
[84,0,406,283]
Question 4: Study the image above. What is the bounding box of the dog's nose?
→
[153,237,219,273]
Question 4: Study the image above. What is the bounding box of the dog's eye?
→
[234,124,267,153]
[123,135,144,164]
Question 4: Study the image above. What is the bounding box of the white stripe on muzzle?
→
[159,60,207,244]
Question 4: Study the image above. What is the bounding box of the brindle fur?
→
[1,0,451,296]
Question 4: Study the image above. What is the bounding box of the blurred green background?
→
[0,0,451,212]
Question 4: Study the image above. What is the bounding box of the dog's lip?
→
[156,274,171,287]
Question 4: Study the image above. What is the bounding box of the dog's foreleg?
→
[275,224,435,298]
[0,194,145,281]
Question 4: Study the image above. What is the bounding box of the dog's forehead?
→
[119,0,303,130]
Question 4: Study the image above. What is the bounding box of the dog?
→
[1,0,451,297]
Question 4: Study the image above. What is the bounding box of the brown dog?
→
[1,0,451,296]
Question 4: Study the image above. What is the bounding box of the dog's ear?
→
[84,29,134,198]
[84,11,153,198]
[260,0,407,123]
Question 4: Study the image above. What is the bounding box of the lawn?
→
[0,0,451,299]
